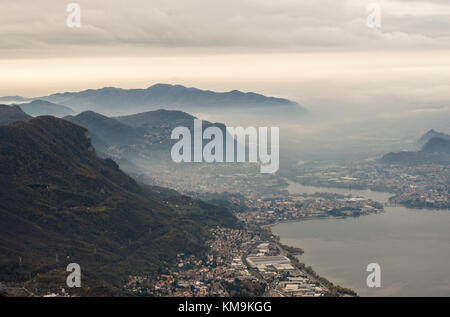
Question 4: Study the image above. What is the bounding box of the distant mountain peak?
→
[148,83,185,89]
[77,110,108,118]
[15,99,74,117]
[114,109,197,131]
[381,134,450,165]
[419,129,450,145]
[65,110,143,147]
[0,95,29,103]
[29,99,52,105]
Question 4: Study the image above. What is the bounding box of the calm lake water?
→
[272,181,450,297]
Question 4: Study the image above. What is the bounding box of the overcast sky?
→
[1,0,450,120]
[2,0,450,55]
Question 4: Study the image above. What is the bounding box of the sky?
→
[0,0,449,126]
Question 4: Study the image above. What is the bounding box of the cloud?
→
[0,0,449,58]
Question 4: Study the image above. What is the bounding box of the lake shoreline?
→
[273,180,450,296]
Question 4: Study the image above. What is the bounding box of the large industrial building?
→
[246,255,290,268]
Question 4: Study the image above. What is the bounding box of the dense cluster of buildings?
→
[389,187,449,209]
[237,195,383,226]
[295,162,449,209]
[125,228,261,296]
[124,228,330,297]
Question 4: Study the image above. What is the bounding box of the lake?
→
[272,181,450,296]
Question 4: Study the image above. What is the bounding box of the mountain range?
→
[1,101,241,175]
[0,116,238,295]
[0,84,306,121]
[65,109,234,165]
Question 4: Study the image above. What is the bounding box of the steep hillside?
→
[0,116,238,295]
